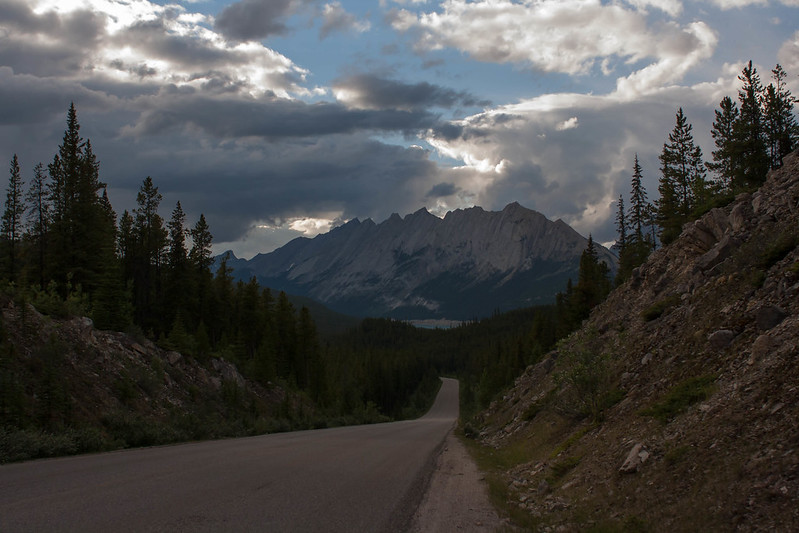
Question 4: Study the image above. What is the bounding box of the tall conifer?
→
[1,155,25,281]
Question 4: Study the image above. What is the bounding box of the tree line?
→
[0,104,442,425]
[614,61,798,284]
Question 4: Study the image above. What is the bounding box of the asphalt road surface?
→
[0,378,459,532]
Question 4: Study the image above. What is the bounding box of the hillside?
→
[223,203,616,320]
[469,151,799,530]
[0,300,317,463]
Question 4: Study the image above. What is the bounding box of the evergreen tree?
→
[763,64,798,169]
[189,214,213,272]
[275,291,297,383]
[1,154,25,281]
[92,189,131,331]
[189,214,213,327]
[572,235,610,321]
[657,108,705,244]
[732,61,769,189]
[131,176,168,331]
[25,163,49,290]
[117,210,135,280]
[615,194,627,252]
[707,96,739,190]
[629,153,649,243]
[165,202,191,326]
[45,104,111,294]
[616,155,654,284]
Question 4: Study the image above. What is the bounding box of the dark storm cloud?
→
[215,0,304,42]
[333,74,489,111]
[128,93,445,139]
[0,67,112,124]
[100,131,442,244]
[425,182,460,198]
[117,19,249,70]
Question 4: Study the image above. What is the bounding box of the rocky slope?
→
[0,301,305,463]
[472,152,799,531]
[224,203,616,320]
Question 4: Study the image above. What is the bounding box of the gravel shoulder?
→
[409,430,504,532]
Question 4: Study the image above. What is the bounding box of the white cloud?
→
[320,2,371,39]
[393,0,718,96]
[705,0,768,8]
[622,0,683,16]
[556,117,579,131]
[18,0,310,98]
[778,30,799,82]
[420,69,739,241]
[614,21,718,98]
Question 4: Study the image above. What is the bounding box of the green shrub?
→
[547,455,581,484]
[639,375,716,423]
[758,231,799,270]
[554,329,617,422]
[641,294,681,321]
[665,445,691,464]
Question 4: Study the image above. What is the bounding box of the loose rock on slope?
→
[473,151,799,531]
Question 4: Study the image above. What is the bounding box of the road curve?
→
[0,378,459,532]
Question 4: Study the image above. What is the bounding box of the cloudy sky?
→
[1,0,798,257]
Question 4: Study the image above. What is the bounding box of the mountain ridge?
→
[221,203,616,319]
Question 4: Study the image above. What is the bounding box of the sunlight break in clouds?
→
[26,0,310,98]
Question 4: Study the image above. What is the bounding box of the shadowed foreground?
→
[0,378,459,532]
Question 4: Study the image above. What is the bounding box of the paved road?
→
[0,378,459,532]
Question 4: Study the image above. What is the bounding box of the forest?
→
[0,60,796,457]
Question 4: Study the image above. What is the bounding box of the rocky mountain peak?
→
[226,203,615,319]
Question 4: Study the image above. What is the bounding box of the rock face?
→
[222,203,616,319]
[474,151,799,531]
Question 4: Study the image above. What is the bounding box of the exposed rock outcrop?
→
[473,151,799,531]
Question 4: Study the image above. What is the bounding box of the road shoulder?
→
[409,430,503,532]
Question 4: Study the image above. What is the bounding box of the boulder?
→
[708,329,736,350]
[166,351,182,365]
[730,202,749,233]
[619,443,650,474]
[756,305,787,331]
[696,235,738,272]
[751,334,776,359]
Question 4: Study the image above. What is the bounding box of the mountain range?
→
[220,202,616,320]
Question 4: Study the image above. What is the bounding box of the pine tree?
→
[25,162,49,290]
[615,194,627,252]
[92,188,131,331]
[707,96,739,190]
[617,155,653,284]
[131,176,168,331]
[732,61,769,189]
[165,202,191,327]
[189,214,213,272]
[1,154,25,281]
[657,108,705,244]
[763,64,798,169]
[189,213,213,328]
[572,235,610,321]
[629,153,649,243]
[44,104,111,294]
[117,210,135,280]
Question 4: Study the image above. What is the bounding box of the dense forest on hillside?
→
[0,105,444,454]
[1,60,796,461]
